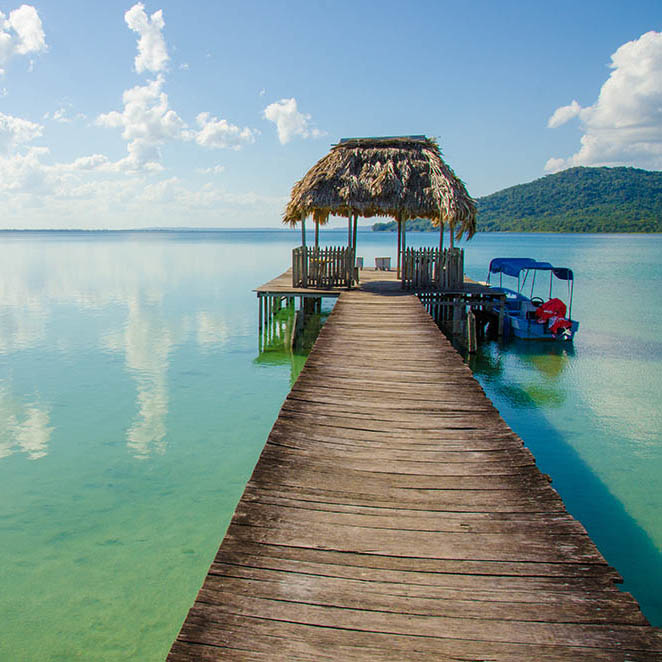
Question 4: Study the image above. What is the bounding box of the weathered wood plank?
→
[230,501,588,535]
[197,575,647,625]
[214,538,623,583]
[175,615,662,662]
[209,561,629,605]
[182,600,661,651]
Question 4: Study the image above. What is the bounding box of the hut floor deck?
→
[168,290,662,661]
[255,267,488,297]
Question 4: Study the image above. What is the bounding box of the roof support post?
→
[397,218,402,279]
[450,222,455,249]
[347,213,352,249]
[437,220,444,286]
[315,220,319,248]
[352,214,358,257]
[301,217,306,247]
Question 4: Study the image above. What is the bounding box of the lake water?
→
[0,230,660,660]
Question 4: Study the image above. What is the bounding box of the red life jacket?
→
[535,298,567,322]
[549,317,572,334]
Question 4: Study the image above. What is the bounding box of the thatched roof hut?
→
[283,136,476,239]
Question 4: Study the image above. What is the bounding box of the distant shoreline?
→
[0,227,370,233]
[0,227,660,235]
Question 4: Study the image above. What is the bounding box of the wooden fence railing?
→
[401,247,464,290]
[292,246,356,289]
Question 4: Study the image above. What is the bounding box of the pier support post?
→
[498,296,505,338]
[467,309,477,354]
[258,294,263,333]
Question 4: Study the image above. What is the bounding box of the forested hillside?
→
[372,167,662,232]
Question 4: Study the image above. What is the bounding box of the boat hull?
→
[507,314,579,341]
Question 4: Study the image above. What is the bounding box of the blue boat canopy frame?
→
[488,258,573,282]
[487,257,575,323]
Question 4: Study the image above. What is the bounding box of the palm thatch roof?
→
[283,136,477,238]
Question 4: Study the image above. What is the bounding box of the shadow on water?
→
[254,306,330,385]
[254,350,308,385]
[471,339,576,409]
[467,341,662,626]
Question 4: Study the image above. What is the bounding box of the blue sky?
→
[0,0,660,228]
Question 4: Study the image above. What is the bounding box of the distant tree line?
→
[372,218,435,231]
[371,166,662,233]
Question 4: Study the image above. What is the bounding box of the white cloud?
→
[263,97,324,144]
[6,5,45,54]
[141,176,178,202]
[546,30,662,172]
[97,76,186,170]
[0,4,46,72]
[68,154,111,171]
[193,112,258,150]
[197,164,225,175]
[547,100,582,129]
[0,147,52,194]
[50,108,71,123]
[0,4,269,226]
[43,106,86,124]
[0,156,285,226]
[96,73,258,169]
[125,2,169,74]
[0,112,42,153]
[544,157,567,174]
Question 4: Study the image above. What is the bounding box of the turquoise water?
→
[0,230,660,660]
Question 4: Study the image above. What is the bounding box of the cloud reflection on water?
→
[104,295,183,460]
[0,387,52,460]
[0,234,258,462]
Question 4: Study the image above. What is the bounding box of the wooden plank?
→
[197,574,647,625]
[230,501,588,535]
[245,468,554,493]
[214,539,623,583]
[209,558,622,598]
[167,288,661,660]
[174,615,662,662]
[181,599,661,651]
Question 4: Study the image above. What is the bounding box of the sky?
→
[0,0,660,229]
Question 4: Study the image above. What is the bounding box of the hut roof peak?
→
[337,135,428,146]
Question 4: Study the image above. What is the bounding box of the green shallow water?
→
[0,230,660,660]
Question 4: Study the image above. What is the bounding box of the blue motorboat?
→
[487,257,579,341]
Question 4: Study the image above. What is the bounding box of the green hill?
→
[372,166,662,233]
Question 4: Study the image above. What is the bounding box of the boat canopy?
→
[488,258,573,281]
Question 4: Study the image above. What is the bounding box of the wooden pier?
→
[255,267,507,351]
[168,287,662,661]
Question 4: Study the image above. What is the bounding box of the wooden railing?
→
[401,247,464,290]
[292,246,356,289]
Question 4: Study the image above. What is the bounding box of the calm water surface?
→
[0,230,660,660]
